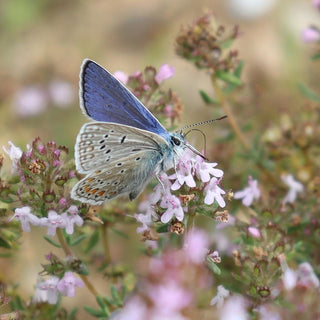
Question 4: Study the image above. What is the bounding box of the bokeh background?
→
[0,0,319,317]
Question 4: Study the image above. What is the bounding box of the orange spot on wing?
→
[91,189,99,195]
[98,191,105,197]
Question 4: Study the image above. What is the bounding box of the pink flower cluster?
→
[117,229,213,319]
[135,149,225,230]
[34,271,84,304]
[10,205,83,236]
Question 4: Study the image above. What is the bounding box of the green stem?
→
[186,213,196,232]
[56,228,99,297]
[101,223,112,265]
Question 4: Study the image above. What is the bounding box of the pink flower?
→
[296,262,320,288]
[160,194,184,223]
[10,206,41,232]
[41,210,66,236]
[313,0,320,10]
[282,267,297,290]
[184,229,209,264]
[14,86,48,117]
[302,27,320,43]
[149,173,172,204]
[194,155,224,182]
[2,141,23,173]
[155,64,175,84]
[204,178,226,207]
[57,271,84,297]
[37,276,60,304]
[248,226,261,238]
[114,71,129,84]
[170,158,196,190]
[281,174,303,204]
[61,205,83,234]
[234,176,260,206]
[48,80,75,108]
[148,281,192,316]
[134,212,153,233]
[210,285,230,308]
[117,296,148,320]
[219,296,248,320]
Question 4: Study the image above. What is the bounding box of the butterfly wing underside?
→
[71,149,164,205]
[75,122,169,174]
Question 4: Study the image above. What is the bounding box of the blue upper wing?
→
[79,59,169,138]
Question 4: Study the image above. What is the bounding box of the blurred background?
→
[0,0,319,317]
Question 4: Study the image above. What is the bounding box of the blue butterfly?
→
[71,59,205,205]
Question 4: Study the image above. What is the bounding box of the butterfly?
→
[71,59,221,205]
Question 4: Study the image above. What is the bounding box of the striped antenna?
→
[178,115,227,133]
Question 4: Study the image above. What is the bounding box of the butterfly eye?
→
[171,136,181,146]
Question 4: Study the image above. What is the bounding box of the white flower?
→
[194,155,224,183]
[41,210,66,236]
[2,141,23,173]
[234,176,260,206]
[37,276,60,304]
[204,178,226,207]
[210,285,230,308]
[61,205,83,234]
[160,194,184,223]
[219,295,249,320]
[281,174,303,204]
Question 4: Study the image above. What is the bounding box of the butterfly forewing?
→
[80,60,169,138]
[75,122,169,174]
[71,150,164,205]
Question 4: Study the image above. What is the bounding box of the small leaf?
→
[298,83,320,103]
[110,285,122,306]
[216,70,242,86]
[156,223,169,233]
[199,90,219,105]
[206,258,221,275]
[0,237,11,249]
[44,236,61,248]
[0,197,14,204]
[111,228,129,239]
[96,296,110,316]
[69,234,88,246]
[84,306,107,318]
[85,229,100,254]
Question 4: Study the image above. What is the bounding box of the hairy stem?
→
[101,223,112,265]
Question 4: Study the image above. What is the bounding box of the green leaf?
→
[67,308,78,320]
[111,228,129,239]
[156,223,169,233]
[311,52,320,60]
[234,60,244,78]
[69,234,88,246]
[216,70,242,86]
[43,236,61,248]
[298,83,320,103]
[96,296,110,316]
[0,237,11,249]
[85,229,100,254]
[199,90,219,105]
[206,258,221,275]
[111,285,122,306]
[84,306,108,318]
[0,197,14,204]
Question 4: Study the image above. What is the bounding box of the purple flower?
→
[41,210,66,236]
[183,229,209,264]
[155,64,175,84]
[302,27,320,43]
[10,206,41,232]
[234,176,260,206]
[2,141,23,173]
[57,271,84,297]
[219,296,248,320]
[160,194,184,223]
[61,205,83,234]
[117,296,148,320]
[210,285,230,308]
[297,262,320,288]
[48,80,75,108]
[194,155,224,182]
[14,85,48,117]
[37,276,60,304]
[204,178,226,207]
[149,173,172,204]
[281,174,303,204]
[114,71,129,84]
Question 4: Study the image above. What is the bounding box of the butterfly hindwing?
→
[71,150,164,204]
[80,59,169,138]
[75,122,169,174]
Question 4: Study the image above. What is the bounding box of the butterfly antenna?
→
[178,115,227,132]
[184,128,208,160]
